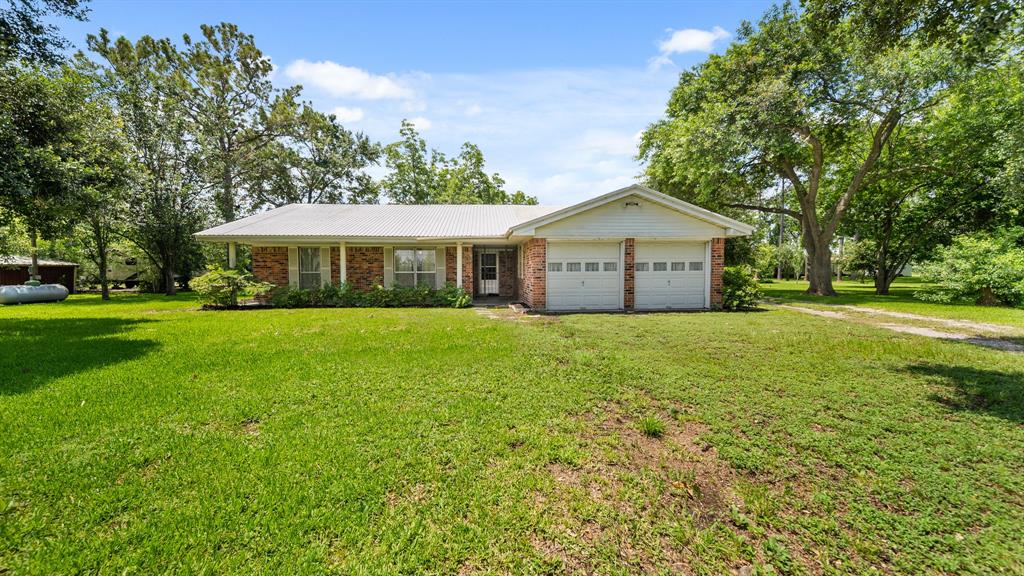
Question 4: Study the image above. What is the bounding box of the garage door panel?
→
[635,241,706,310]
[546,242,621,310]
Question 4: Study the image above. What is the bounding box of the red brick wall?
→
[520,238,546,309]
[499,249,516,299]
[347,246,384,291]
[445,245,473,290]
[624,238,635,310]
[711,238,725,308]
[252,246,289,287]
[331,247,341,285]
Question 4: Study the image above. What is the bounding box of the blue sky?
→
[60,0,775,204]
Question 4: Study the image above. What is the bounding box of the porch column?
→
[456,242,463,288]
[339,241,346,283]
[228,242,237,269]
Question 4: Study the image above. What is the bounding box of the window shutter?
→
[320,246,331,287]
[287,246,299,287]
[435,247,446,289]
[383,247,394,288]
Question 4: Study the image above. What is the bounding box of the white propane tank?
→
[0,284,70,305]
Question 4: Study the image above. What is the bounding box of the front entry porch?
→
[472,246,518,303]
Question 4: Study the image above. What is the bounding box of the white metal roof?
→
[194,186,755,242]
[0,256,79,267]
[195,203,566,240]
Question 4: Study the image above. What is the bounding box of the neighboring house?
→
[195,185,753,311]
[0,256,78,293]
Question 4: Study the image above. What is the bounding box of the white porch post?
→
[456,242,463,288]
[228,242,237,269]
[339,241,346,283]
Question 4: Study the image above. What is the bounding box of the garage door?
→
[547,242,622,310]
[635,242,706,309]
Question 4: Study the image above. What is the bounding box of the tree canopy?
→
[640,0,1021,295]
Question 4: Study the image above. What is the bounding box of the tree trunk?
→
[28,229,40,282]
[99,249,109,300]
[164,265,176,296]
[804,239,836,296]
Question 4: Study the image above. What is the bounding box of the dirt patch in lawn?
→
[530,401,823,575]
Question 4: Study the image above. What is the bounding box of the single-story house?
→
[195,185,753,311]
[0,256,78,293]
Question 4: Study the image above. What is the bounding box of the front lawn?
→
[1,294,1022,574]
[762,277,1024,329]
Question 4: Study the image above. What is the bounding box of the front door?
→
[478,251,498,295]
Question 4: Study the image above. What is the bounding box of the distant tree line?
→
[0,0,534,297]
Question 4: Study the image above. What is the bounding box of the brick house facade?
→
[212,185,749,311]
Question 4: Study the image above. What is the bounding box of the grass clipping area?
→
[0,293,1022,575]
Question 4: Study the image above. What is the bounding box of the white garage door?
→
[635,242,706,309]
[547,242,622,310]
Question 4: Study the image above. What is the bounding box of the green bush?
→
[721,265,762,310]
[268,282,472,309]
[191,266,273,308]
[916,231,1024,307]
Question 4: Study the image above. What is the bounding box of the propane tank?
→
[0,284,70,305]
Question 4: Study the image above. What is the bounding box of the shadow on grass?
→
[0,317,159,395]
[905,363,1024,423]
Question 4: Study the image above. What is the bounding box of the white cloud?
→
[331,106,364,123]
[284,59,413,99]
[659,26,731,55]
[289,66,679,204]
[409,116,432,131]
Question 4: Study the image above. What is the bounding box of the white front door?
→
[635,241,706,309]
[546,242,622,310]
[477,251,498,295]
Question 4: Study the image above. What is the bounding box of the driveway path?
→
[777,304,1024,352]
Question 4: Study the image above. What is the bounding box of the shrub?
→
[268,282,472,309]
[638,416,666,438]
[721,265,762,310]
[916,231,1024,307]
[191,266,273,308]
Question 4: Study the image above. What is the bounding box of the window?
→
[671,262,686,272]
[653,262,667,272]
[635,262,649,272]
[689,261,704,271]
[603,262,617,272]
[548,262,563,272]
[566,262,582,272]
[585,262,600,272]
[394,248,436,288]
[299,247,321,290]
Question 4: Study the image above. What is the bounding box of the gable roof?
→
[508,184,754,237]
[195,203,565,241]
[194,185,754,242]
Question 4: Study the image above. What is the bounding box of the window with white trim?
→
[689,261,704,271]
[299,247,321,290]
[635,262,649,272]
[584,262,600,272]
[653,262,667,272]
[603,262,617,272]
[566,262,582,272]
[671,262,686,272]
[548,262,562,272]
[394,248,436,288]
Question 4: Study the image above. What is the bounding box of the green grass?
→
[1,293,1023,574]
[762,277,1024,329]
